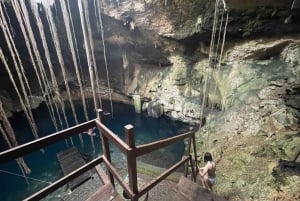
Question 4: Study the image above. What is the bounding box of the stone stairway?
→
[83,175,228,201]
[173,176,227,201]
[86,183,124,201]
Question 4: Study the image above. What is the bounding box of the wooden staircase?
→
[0,109,226,201]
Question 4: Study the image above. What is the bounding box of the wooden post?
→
[97,109,103,121]
[97,109,115,186]
[192,135,198,171]
[189,155,196,182]
[125,124,138,200]
[184,137,192,177]
[192,133,198,181]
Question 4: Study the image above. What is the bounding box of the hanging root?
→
[97,1,114,117]
[0,101,31,177]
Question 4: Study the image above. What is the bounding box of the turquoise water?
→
[0,100,190,201]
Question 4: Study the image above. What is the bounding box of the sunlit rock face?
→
[95,0,300,124]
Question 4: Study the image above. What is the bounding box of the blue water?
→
[0,100,190,201]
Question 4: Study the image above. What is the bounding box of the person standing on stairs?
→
[199,152,217,191]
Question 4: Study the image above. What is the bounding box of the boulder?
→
[147,100,164,118]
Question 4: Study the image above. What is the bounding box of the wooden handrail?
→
[136,155,191,199]
[24,156,103,201]
[102,155,135,198]
[0,111,198,201]
[0,120,96,163]
[134,131,194,157]
[95,119,130,154]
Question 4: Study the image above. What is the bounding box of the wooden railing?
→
[0,109,198,201]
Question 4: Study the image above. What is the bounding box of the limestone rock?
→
[28,96,45,109]
[281,41,300,80]
[225,39,293,63]
[147,100,164,118]
[281,41,300,66]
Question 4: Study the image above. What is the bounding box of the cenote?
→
[0,100,191,201]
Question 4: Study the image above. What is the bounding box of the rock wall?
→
[94,0,300,125]
[97,1,300,200]
[0,0,299,200]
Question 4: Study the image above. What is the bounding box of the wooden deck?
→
[57,147,92,191]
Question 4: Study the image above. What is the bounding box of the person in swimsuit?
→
[83,127,97,137]
[199,152,217,190]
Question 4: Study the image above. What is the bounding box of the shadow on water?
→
[0,99,191,201]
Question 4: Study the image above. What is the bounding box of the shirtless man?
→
[199,152,217,190]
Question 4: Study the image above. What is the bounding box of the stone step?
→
[86,183,124,201]
[174,176,227,201]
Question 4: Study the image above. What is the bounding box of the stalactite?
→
[122,50,129,69]
[97,0,114,117]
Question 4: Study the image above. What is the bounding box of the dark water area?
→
[0,100,190,201]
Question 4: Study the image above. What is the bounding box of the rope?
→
[15,161,29,184]
[210,9,224,114]
[97,1,114,118]
[218,12,228,111]
[199,0,219,129]
[0,169,52,184]
[200,0,229,151]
